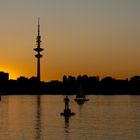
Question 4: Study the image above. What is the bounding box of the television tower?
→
[34,18,44,81]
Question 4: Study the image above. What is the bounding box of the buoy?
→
[60,109,75,116]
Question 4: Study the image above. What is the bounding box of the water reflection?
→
[64,116,69,130]
[0,95,140,140]
[77,102,85,118]
[35,95,41,140]
[64,116,70,140]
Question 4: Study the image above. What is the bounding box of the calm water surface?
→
[0,95,140,140]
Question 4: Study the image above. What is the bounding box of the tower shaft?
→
[37,57,40,81]
[34,18,44,81]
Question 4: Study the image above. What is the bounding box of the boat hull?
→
[74,98,89,101]
[74,98,89,104]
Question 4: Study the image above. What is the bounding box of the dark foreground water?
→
[0,95,140,140]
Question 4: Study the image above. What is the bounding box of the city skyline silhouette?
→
[0,1,140,82]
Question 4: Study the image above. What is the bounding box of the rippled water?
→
[0,95,140,140]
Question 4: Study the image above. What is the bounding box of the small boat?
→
[74,84,89,104]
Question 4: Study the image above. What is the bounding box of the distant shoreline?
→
[1,91,140,96]
[0,75,140,95]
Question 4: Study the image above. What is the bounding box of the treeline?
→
[0,75,140,95]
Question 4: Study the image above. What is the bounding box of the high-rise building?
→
[0,71,9,81]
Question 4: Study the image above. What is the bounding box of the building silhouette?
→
[0,71,9,81]
[34,18,44,81]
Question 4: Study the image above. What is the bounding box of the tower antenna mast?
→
[34,18,44,81]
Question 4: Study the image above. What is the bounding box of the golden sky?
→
[0,0,140,81]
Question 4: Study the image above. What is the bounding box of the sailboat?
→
[74,84,89,104]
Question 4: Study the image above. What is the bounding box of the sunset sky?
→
[0,0,140,81]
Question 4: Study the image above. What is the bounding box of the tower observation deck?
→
[34,18,44,81]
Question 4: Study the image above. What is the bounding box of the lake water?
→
[0,95,140,140]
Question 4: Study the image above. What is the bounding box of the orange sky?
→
[0,0,140,82]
